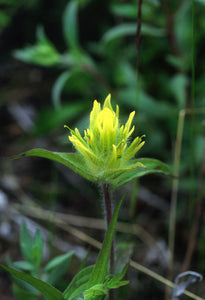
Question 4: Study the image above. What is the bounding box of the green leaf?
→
[102,24,136,43]
[166,54,186,70]
[6,257,38,293]
[13,27,60,66]
[13,261,35,272]
[13,150,170,188]
[52,71,73,109]
[102,23,164,44]
[13,149,97,183]
[33,103,86,135]
[0,265,63,300]
[118,88,176,119]
[112,158,170,189]
[170,74,188,109]
[31,229,43,270]
[102,162,145,182]
[88,196,124,289]
[20,222,33,263]
[63,0,79,51]
[45,252,74,286]
[111,4,137,18]
[145,0,159,5]
[196,0,205,4]
[78,250,90,272]
[141,24,164,37]
[63,265,94,300]
[45,252,74,273]
[115,242,134,274]
[104,262,129,289]
[12,284,38,300]
[20,223,43,270]
[84,284,108,300]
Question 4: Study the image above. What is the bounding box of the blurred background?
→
[0,0,205,299]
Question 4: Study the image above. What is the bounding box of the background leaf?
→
[13,27,60,66]
[0,265,63,300]
[52,71,74,109]
[45,252,74,286]
[63,0,79,51]
[20,222,33,263]
[102,23,164,45]
[33,103,86,135]
[31,229,43,270]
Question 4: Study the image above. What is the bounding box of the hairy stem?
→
[103,183,114,300]
[103,183,114,274]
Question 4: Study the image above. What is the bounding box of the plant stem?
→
[103,183,115,300]
[103,183,114,275]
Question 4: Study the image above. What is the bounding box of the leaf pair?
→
[13,149,170,189]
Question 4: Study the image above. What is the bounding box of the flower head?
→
[65,94,145,182]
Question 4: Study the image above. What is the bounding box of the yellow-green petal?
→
[66,94,145,182]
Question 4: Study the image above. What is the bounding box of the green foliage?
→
[0,264,63,300]
[45,252,74,286]
[104,262,130,289]
[87,196,125,289]
[20,222,43,270]
[83,262,130,300]
[4,223,74,300]
[13,148,170,188]
[63,0,80,51]
[13,27,61,66]
[1,197,128,300]
[63,266,94,299]
[33,102,86,135]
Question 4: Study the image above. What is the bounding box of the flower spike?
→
[65,94,145,182]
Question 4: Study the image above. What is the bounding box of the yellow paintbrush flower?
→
[15,94,169,188]
[65,94,145,182]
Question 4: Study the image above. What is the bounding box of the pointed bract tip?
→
[103,94,112,109]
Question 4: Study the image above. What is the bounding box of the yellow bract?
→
[65,94,145,179]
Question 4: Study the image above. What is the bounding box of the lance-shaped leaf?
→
[111,158,170,189]
[13,149,170,189]
[104,261,130,289]
[84,284,108,300]
[13,149,98,183]
[0,264,63,300]
[63,0,79,51]
[63,265,94,300]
